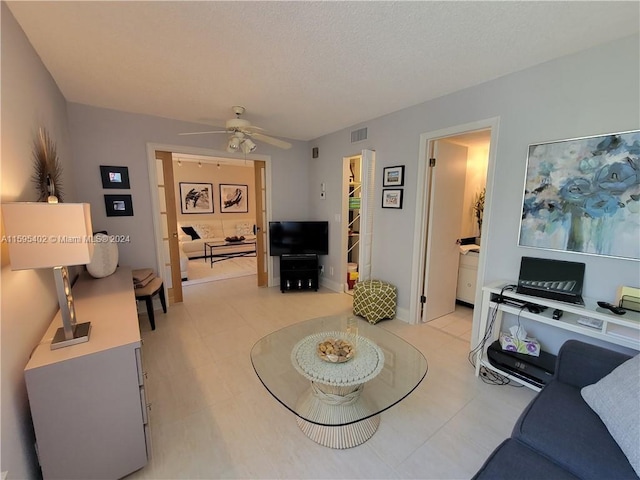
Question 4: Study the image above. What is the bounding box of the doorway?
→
[409,118,499,327]
[341,150,375,294]
[146,144,273,304]
[172,153,259,286]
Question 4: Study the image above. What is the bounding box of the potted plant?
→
[473,187,485,243]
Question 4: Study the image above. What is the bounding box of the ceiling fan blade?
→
[251,132,292,149]
[178,130,228,136]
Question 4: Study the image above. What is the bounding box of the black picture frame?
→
[104,194,134,217]
[382,189,403,209]
[220,184,249,213]
[100,165,130,189]
[179,182,214,214]
[383,165,405,187]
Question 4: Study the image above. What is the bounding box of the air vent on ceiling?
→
[351,127,368,143]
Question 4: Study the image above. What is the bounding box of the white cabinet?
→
[24,268,150,479]
[456,250,479,305]
[474,281,640,391]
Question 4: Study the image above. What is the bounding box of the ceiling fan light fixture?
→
[227,135,241,152]
[241,138,257,154]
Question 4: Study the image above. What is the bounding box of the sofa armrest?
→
[555,340,632,388]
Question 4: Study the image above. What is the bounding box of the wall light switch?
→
[320,192,326,199]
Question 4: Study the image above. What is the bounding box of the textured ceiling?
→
[7,1,639,142]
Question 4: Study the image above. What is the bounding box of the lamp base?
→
[50,322,91,350]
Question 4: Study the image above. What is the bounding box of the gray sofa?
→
[473,340,638,480]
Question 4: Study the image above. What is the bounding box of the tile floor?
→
[128,276,536,479]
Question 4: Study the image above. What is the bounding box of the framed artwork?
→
[382,189,403,209]
[100,165,130,189]
[180,182,214,214]
[519,130,640,260]
[220,184,248,213]
[383,165,405,187]
[104,194,133,217]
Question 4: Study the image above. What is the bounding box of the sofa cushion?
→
[513,380,638,479]
[236,222,253,236]
[472,439,580,480]
[180,226,200,240]
[193,222,223,239]
[581,354,640,477]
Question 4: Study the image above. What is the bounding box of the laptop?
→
[517,256,586,305]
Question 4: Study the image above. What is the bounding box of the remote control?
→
[578,317,604,329]
[597,301,626,315]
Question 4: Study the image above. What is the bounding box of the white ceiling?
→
[8,1,639,142]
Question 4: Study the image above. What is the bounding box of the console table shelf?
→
[475,281,640,390]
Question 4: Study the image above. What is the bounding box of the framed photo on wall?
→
[519,129,640,260]
[104,194,133,217]
[383,165,405,187]
[100,165,130,189]
[180,182,214,214]
[220,184,248,213]
[382,189,403,209]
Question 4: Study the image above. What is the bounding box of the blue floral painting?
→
[519,130,640,260]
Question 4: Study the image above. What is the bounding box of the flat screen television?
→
[269,221,329,256]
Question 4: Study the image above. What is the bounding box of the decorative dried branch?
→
[32,127,64,202]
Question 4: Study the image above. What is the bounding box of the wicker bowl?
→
[317,338,355,363]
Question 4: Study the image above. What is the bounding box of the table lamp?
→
[2,202,94,349]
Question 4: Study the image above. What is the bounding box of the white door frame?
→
[145,143,274,288]
[409,118,500,337]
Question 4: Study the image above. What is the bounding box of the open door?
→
[155,150,183,303]
[254,160,268,286]
[358,149,375,282]
[421,140,467,321]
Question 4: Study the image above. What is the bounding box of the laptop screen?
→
[516,256,586,304]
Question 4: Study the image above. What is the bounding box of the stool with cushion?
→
[134,276,166,330]
[353,279,397,324]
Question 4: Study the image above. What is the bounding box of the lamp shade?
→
[2,203,94,270]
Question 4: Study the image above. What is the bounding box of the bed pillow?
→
[181,226,200,240]
[581,354,640,476]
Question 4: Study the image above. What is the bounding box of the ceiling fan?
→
[179,106,292,152]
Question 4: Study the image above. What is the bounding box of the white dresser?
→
[24,267,150,479]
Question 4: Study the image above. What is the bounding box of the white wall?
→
[0,4,79,477]
[310,35,640,324]
[67,103,311,271]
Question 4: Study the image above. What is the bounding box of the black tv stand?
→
[279,254,319,292]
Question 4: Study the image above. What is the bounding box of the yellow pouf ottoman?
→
[353,280,397,324]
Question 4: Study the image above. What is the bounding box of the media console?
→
[475,281,640,391]
[279,254,319,292]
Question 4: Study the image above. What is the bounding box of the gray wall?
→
[310,35,640,328]
[67,103,311,270]
[0,3,78,478]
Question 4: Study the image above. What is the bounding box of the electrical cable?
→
[468,284,523,387]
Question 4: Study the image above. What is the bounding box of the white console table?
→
[475,281,640,391]
[24,267,150,479]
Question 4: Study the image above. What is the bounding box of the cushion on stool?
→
[353,279,397,324]
[135,277,163,297]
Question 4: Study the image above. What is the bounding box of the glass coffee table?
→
[250,315,428,448]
